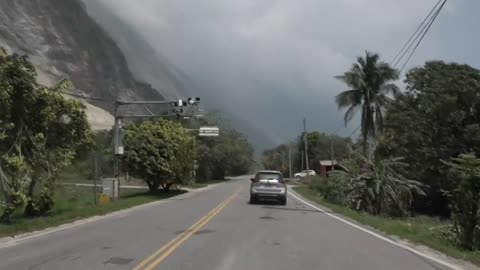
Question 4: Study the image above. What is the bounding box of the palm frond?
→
[335,89,362,109]
[410,185,427,196]
[375,105,384,133]
[344,105,360,126]
[377,62,400,81]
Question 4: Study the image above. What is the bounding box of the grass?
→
[293,186,480,266]
[0,185,186,238]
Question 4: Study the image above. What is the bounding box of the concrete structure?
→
[319,160,338,177]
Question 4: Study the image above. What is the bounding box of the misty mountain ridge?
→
[0,0,276,151]
[0,0,191,111]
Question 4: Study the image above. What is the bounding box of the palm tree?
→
[348,156,426,216]
[335,51,400,157]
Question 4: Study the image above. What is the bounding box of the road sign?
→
[199,127,219,137]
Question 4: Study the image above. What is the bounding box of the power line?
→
[391,0,443,67]
[399,0,447,72]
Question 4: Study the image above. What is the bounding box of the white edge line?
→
[288,189,463,270]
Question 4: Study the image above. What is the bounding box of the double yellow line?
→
[133,187,242,270]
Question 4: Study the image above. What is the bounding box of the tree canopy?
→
[377,61,480,216]
[123,120,195,192]
[335,51,399,157]
[0,49,93,222]
[197,129,254,181]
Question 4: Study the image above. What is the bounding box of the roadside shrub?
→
[307,176,327,193]
[123,120,195,192]
[430,224,458,246]
[443,153,480,250]
[24,185,55,217]
[323,171,350,206]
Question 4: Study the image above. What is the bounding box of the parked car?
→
[250,170,287,205]
[294,170,316,179]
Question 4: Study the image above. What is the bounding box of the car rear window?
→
[257,173,283,181]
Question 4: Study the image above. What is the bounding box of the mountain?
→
[0,0,188,112]
[0,0,273,151]
[81,0,194,100]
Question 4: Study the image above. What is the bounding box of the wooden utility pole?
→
[304,118,310,181]
[331,135,335,174]
[288,145,292,178]
[301,150,304,171]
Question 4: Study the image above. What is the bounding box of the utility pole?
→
[288,145,292,178]
[301,150,304,171]
[113,101,120,178]
[193,136,196,183]
[94,153,98,205]
[303,118,310,181]
[330,136,335,175]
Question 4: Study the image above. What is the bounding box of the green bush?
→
[307,176,327,193]
[429,224,458,246]
[323,172,351,207]
[24,186,55,217]
[444,153,480,250]
[306,174,351,207]
[123,120,194,192]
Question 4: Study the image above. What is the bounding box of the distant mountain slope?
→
[0,0,187,111]
[81,0,194,100]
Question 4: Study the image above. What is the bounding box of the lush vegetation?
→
[0,49,93,223]
[309,150,426,217]
[0,49,254,233]
[123,120,195,192]
[268,52,480,259]
[187,112,255,182]
[377,61,480,217]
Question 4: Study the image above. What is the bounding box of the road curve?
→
[0,176,457,270]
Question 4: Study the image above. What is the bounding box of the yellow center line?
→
[133,187,242,270]
[143,190,240,270]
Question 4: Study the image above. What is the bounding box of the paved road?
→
[0,176,457,270]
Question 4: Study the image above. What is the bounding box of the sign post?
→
[188,127,220,184]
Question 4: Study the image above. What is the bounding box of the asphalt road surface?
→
[0,176,458,270]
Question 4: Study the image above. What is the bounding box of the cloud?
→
[92,0,476,147]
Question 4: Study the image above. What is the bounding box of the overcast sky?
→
[96,0,479,146]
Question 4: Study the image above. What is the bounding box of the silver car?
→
[250,170,287,205]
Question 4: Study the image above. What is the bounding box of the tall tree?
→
[262,144,290,175]
[377,61,480,216]
[192,113,255,182]
[123,120,195,192]
[335,51,399,157]
[0,49,93,222]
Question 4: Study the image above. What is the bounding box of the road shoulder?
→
[288,186,479,270]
